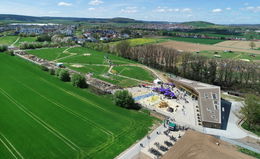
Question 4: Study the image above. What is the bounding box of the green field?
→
[112,38,166,46]
[196,50,260,62]
[67,65,109,77]
[0,36,18,45]
[0,53,155,159]
[126,38,166,46]
[14,37,37,46]
[163,37,224,44]
[59,47,135,65]
[27,47,71,61]
[113,66,155,82]
[26,47,153,87]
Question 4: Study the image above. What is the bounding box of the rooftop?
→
[170,77,221,125]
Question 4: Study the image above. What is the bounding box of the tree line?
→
[84,41,260,94]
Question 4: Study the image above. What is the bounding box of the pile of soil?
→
[162,130,254,159]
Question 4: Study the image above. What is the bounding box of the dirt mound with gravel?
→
[162,130,254,159]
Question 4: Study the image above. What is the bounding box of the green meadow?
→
[0,36,18,45]
[0,53,155,159]
[26,47,155,87]
[113,66,155,82]
[163,37,224,45]
[196,50,260,62]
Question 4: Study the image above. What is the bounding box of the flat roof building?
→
[170,77,221,129]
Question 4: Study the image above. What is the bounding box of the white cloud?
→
[89,0,103,6]
[88,7,96,11]
[182,8,192,12]
[154,7,190,13]
[244,6,260,12]
[212,8,222,13]
[57,2,72,6]
[226,8,231,10]
[154,7,180,13]
[121,7,138,13]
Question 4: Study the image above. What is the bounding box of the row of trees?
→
[42,65,136,109]
[41,66,88,88]
[114,42,260,94]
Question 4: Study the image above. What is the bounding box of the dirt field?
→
[159,41,260,54]
[161,130,254,159]
[215,41,260,50]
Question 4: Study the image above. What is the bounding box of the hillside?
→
[0,14,142,24]
[181,21,216,28]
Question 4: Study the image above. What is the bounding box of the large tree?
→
[249,41,256,49]
[71,74,87,88]
[59,69,70,82]
[240,94,260,129]
[113,90,135,109]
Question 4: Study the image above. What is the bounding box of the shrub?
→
[49,69,55,75]
[37,34,52,42]
[40,65,49,72]
[71,74,87,88]
[6,50,14,56]
[113,90,135,109]
[59,69,70,82]
[0,45,8,52]
[55,69,61,77]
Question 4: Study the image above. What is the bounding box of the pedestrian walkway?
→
[220,137,260,154]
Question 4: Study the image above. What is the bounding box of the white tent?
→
[153,78,162,84]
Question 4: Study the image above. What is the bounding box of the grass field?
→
[14,37,37,46]
[163,37,224,45]
[196,50,260,62]
[113,66,155,82]
[112,38,166,46]
[0,53,155,159]
[126,38,166,46]
[26,47,153,87]
[59,47,135,65]
[0,36,18,45]
[67,65,110,77]
[27,47,71,61]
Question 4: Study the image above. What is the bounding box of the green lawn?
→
[14,37,37,46]
[59,47,135,65]
[26,47,149,87]
[0,36,18,45]
[66,64,109,77]
[126,38,167,46]
[0,53,155,159]
[163,37,224,44]
[97,74,140,88]
[196,50,260,62]
[112,38,166,46]
[27,47,71,61]
[113,66,155,82]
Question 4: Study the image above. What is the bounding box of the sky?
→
[0,0,260,24]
